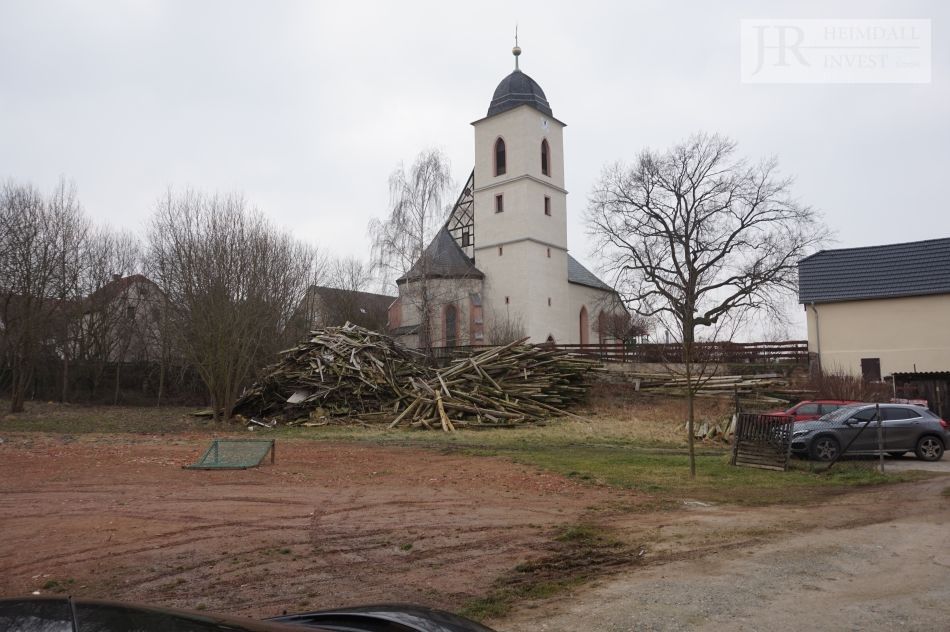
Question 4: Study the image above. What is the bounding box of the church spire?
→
[512,25,521,71]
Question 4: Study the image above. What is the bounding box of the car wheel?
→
[810,436,840,462]
[888,452,905,458]
[915,436,944,462]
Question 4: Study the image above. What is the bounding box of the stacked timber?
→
[390,338,603,430]
[634,373,789,404]
[233,327,602,428]
[234,323,425,420]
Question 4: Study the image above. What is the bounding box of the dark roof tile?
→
[397,227,484,284]
[798,237,950,303]
[567,255,613,291]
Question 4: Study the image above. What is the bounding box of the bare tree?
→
[0,180,83,412]
[587,133,829,477]
[48,178,91,402]
[595,311,651,345]
[485,309,527,345]
[146,189,320,421]
[76,227,142,399]
[323,257,388,329]
[369,149,454,355]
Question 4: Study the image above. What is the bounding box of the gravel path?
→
[500,478,950,632]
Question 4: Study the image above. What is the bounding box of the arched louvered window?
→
[541,139,550,176]
[579,306,589,345]
[494,138,506,176]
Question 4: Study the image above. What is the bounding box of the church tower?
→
[472,43,570,341]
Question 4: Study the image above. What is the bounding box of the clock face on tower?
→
[541,119,549,132]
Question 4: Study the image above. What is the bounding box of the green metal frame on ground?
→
[183,439,275,470]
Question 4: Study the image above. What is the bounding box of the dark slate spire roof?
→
[567,255,613,291]
[397,226,484,284]
[798,237,950,304]
[487,69,553,118]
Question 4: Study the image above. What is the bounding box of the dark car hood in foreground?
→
[268,604,496,632]
[0,597,495,632]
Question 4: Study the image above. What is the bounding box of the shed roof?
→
[798,237,950,304]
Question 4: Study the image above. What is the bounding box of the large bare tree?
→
[146,189,320,421]
[587,133,829,477]
[368,149,454,355]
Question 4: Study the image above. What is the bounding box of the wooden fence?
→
[428,340,809,366]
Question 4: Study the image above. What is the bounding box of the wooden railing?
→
[552,340,809,364]
[426,340,809,365]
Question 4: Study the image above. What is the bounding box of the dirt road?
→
[0,433,625,617]
[499,476,950,631]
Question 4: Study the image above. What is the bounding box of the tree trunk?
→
[156,356,165,407]
[61,355,69,403]
[683,322,696,479]
[113,361,121,405]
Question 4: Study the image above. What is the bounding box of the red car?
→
[770,400,859,422]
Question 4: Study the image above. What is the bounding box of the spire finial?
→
[512,25,521,70]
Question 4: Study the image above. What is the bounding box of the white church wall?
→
[472,106,567,250]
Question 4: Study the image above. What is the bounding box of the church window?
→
[547,297,552,306]
[495,194,504,213]
[495,138,507,176]
[546,247,551,258]
[541,139,550,176]
[498,246,503,256]
[544,196,551,216]
[444,305,458,348]
[505,296,510,304]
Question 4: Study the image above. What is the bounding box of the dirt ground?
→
[2,429,949,630]
[0,433,627,617]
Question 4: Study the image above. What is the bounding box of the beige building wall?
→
[806,293,950,376]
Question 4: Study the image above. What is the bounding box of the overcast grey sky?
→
[1,1,947,335]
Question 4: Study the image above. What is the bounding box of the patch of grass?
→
[555,524,602,544]
[461,521,637,622]
[3,399,928,508]
[399,542,413,551]
[460,578,583,621]
[0,401,218,434]
[500,447,929,506]
[41,578,75,593]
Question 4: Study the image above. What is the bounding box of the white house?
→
[389,46,622,347]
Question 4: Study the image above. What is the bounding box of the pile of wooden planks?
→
[389,338,603,431]
[233,323,426,420]
[633,373,790,404]
[234,327,603,428]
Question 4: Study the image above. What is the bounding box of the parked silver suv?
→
[790,403,949,462]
